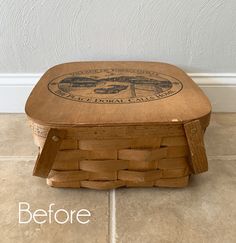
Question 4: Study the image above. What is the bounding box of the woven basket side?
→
[30,122,192,189]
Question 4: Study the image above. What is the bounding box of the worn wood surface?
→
[25,61,211,127]
[33,128,67,177]
[184,120,208,173]
[26,61,211,189]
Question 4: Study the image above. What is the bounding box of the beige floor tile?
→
[0,159,109,243]
[205,113,236,156]
[0,114,37,156]
[115,159,236,243]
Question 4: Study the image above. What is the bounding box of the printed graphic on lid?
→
[48,69,183,104]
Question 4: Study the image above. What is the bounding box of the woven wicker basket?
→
[26,61,211,189]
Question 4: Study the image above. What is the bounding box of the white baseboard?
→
[0,73,235,112]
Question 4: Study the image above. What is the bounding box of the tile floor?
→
[0,113,235,243]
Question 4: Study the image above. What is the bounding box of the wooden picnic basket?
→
[25,61,211,189]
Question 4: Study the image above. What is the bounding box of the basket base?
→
[46,175,189,189]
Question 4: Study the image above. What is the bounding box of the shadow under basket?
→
[25,61,211,189]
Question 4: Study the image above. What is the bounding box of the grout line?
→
[0,156,36,161]
[109,189,116,243]
[207,155,236,160]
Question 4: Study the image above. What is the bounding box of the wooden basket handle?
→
[33,128,67,178]
[184,120,208,174]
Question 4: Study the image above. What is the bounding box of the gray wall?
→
[0,0,235,73]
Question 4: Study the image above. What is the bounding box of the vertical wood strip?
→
[184,120,208,174]
[33,128,67,178]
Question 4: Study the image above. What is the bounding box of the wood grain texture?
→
[28,61,211,189]
[118,170,162,182]
[47,179,81,188]
[78,137,161,150]
[128,160,158,171]
[118,147,168,162]
[184,120,208,173]
[161,136,187,146]
[25,61,211,127]
[88,171,117,181]
[80,180,125,190]
[158,157,188,169]
[80,160,129,172]
[33,128,67,178]
[55,150,117,163]
[161,167,189,178]
[30,122,187,139]
[52,159,79,171]
[155,176,189,188]
[48,170,89,181]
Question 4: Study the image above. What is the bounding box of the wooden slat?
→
[48,170,89,181]
[80,180,125,190]
[80,160,129,172]
[161,167,189,178]
[53,159,79,171]
[157,157,188,169]
[66,124,185,139]
[132,137,161,148]
[33,128,67,178]
[118,147,168,162]
[47,179,81,188]
[161,136,187,146]
[79,139,127,150]
[47,170,88,188]
[60,139,78,150]
[34,138,78,151]
[78,137,161,150]
[184,120,208,173]
[118,170,161,182]
[155,176,189,187]
[31,122,185,140]
[128,160,158,171]
[167,146,189,158]
[55,149,117,163]
[89,171,117,181]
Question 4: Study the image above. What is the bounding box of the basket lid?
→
[25,61,211,127]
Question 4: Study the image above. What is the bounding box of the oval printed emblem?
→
[48,69,183,104]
